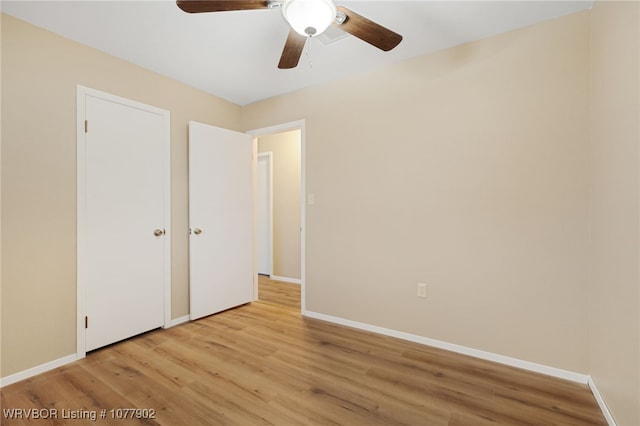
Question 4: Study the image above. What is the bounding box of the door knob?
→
[193,228,203,235]
[154,229,165,236]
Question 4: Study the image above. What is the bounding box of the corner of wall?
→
[587,1,640,424]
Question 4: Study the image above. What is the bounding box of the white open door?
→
[257,152,273,276]
[188,121,254,320]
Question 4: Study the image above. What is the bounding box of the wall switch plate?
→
[417,283,428,298]
[307,193,315,205]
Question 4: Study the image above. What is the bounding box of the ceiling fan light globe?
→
[282,0,337,37]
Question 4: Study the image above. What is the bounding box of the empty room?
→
[1,1,638,425]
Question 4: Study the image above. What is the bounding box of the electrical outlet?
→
[417,283,428,298]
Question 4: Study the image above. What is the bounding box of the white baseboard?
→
[270,275,301,285]
[1,314,190,389]
[588,376,617,425]
[0,353,78,388]
[166,315,190,328]
[302,310,589,384]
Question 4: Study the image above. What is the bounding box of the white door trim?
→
[257,152,274,276]
[76,85,171,359]
[247,120,306,313]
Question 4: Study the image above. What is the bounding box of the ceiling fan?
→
[176,0,403,69]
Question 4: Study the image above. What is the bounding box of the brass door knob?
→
[154,229,165,236]
[193,228,203,235]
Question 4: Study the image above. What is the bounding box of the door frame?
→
[247,120,306,312]
[76,85,171,359]
[257,152,274,277]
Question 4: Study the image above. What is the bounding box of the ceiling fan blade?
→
[177,1,270,13]
[278,30,307,69]
[333,6,402,51]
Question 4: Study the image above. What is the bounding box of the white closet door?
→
[83,92,168,351]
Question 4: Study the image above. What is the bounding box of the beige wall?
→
[0,11,3,377]
[2,6,639,422]
[0,14,242,377]
[588,1,640,424]
[258,130,301,280]
[243,11,592,373]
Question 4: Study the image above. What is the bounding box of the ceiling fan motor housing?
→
[282,0,337,37]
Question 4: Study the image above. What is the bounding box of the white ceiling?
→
[1,0,592,106]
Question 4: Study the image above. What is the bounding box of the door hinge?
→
[84,120,88,133]
[85,316,88,329]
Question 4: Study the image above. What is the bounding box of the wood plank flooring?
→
[258,275,301,311]
[1,277,606,425]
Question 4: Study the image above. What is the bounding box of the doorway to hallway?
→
[249,121,305,312]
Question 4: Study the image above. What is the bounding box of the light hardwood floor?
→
[1,277,605,425]
[258,275,301,311]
